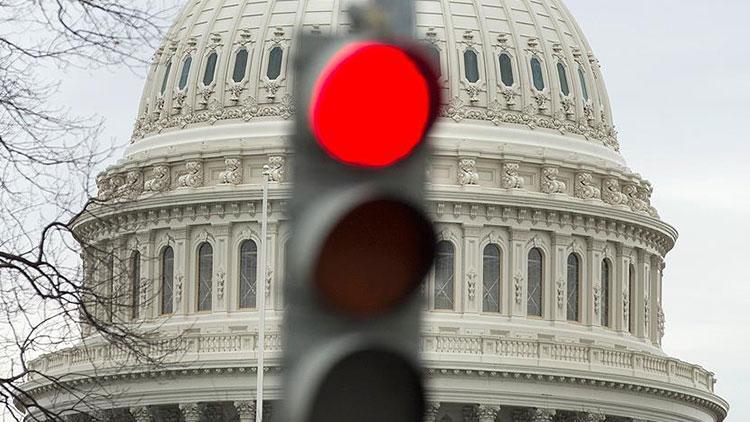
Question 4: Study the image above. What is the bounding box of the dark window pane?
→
[531,57,545,91]
[464,50,480,83]
[499,53,514,86]
[601,259,610,327]
[160,61,172,95]
[178,56,192,90]
[557,62,570,96]
[482,245,501,313]
[567,254,580,321]
[578,68,590,101]
[162,247,174,314]
[267,46,283,80]
[629,264,636,334]
[203,52,218,86]
[428,45,442,78]
[434,241,455,310]
[233,48,249,83]
[527,248,543,317]
[239,240,258,309]
[131,252,141,320]
[198,243,213,312]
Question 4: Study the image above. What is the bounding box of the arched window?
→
[601,259,611,327]
[239,240,258,309]
[530,57,545,91]
[434,241,455,310]
[463,49,480,83]
[527,248,543,317]
[160,61,172,95]
[578,68,590,101]
[131,251,141,320]
[566,254,580,322]
[197,243,213,312]
[427,45,442,78]
[232,48,249,83]
[557,63,570,96]
[161,247,174,315]
[629,264,636,334]
[499,53,514,87]
[178,56,192,90]
[482,245,501,313]
[202,52,218,86]
[266,46,283,80]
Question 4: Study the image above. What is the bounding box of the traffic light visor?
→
[314,198,435,317]
[309,41,438,168]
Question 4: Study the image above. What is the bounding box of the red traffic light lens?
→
[314,198,435,317]
[309,42,436,168]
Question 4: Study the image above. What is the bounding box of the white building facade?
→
[24,0,728,421]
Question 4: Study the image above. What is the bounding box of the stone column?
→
[636,249,650,340]
[214,224,231,312]
[551,233,572,322]
[508,229,532,317]
[463,224,482,314]
[234,401,256,422]
[587,238,606,327]
[266,221,279,310]
[173,227,189,315]
[575,412,606,422]
[614,244,630,333]
[424,402,441,422]
[179,403,201,422]
[130,406,152,422]
[476,404,501,422]
[528,408,556,422]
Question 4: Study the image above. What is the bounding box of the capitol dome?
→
[23,0,728,421]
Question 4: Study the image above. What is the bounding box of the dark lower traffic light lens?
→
[308,349,424,422]
[314,198,435,317]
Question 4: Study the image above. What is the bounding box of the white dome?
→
[128,0,621,166]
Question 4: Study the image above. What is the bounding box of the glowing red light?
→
[309,41,435,168]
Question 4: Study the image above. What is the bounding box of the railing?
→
[27,331,715,395]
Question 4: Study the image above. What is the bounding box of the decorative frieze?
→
[602,178,628,206]
[574,172,601,200]
[459,158,479,186]
[234,401,256,422]
[476,404,501,422]
[177,161,203,189]
[179,403,201,422]
[130,406,152,422]
[220,158,243,185]
[502,162,524,189]
[424,402,441,422]
[144,165,170,192]
[264,155,286,182]
[541,167,566,194]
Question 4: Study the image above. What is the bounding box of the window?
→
[527,248,543,317]
[434,241,455,310]
[232,48,249,83]
[482,245,501,313]
[499,53,514,87]
[578,68,590,101]
[160,61,172,95]
[601,259,611,327]
[131,252,141,320]
[197,243,213,312]
[427,45,442,78]
[629,264,636,334]
[203,52,218,86]
[178,56,192,90]
[463,49,480,83]
[239,240,258,309]
[530,57,545,91]
[566,254,580,322]
[557,63,570,96]
[266,46,283,80]
[161,247,174,315]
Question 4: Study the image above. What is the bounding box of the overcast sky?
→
[48,0,749,420]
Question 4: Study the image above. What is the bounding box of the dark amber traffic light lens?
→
[309,41,437,168]
[313,199,435,317]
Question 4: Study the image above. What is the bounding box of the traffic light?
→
[281,21,441,422]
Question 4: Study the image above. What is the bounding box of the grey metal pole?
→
[256,166,270,422]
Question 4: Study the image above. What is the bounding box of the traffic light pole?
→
[256,166,270,422]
